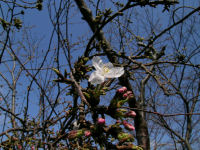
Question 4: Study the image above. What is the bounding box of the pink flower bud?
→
[31,146,35,150]
[123,91,133,99]
[97,118,105,125]
[17,145,22,149]
[126,111,136,118]
[122,121,135,131]
[84,130,91,137]
[117,87,127,93]
[123,93,128,98]
[126,91,132,95]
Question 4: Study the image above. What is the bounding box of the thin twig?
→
[70,72,90,108]
[122,106,200,117]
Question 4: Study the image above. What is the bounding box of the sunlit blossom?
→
[89,56,124,85]
[73,120,80,130]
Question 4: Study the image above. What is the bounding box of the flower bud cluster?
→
[117,86,127,93]
[117,86,134,100]
[123,91,133,99]
[68,129,92,140]
[115,87,136,132]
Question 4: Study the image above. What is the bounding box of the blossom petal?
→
[92,56,104,72]
[105,67,124,78]
[104,62,114,69]
[89,71,105,85]
[73,121,80,130]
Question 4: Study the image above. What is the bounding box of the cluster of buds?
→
[67,118,106,141]
[112,87,135,110]
[117,86,133,99]
[117,86,127,93]
[68,119,93,140]
[115,87,136,132]
[68,129,92,140]
[117,86,134,101]
[123,91,133,99]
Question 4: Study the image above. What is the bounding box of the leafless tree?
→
[0,0,199,150]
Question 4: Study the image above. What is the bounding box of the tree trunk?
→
[74,0,150,149]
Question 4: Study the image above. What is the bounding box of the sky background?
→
[0,0,199,149]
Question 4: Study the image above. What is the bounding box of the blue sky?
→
[0,0,199,149]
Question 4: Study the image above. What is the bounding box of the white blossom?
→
[89,56,124,85]
[73,120,80,130]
